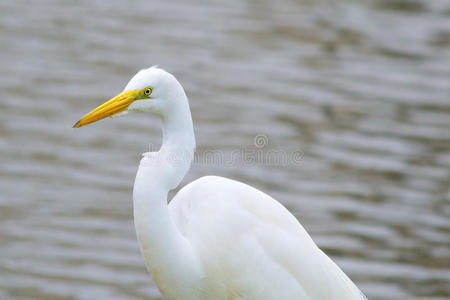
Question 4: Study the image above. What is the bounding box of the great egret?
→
[74,67,367,300]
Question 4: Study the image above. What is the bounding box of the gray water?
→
[0,0,449,299]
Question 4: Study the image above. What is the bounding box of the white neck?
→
[132,92,203,298]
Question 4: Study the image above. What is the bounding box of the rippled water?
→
[1,0,449,299]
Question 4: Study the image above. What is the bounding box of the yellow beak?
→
[73,90,140,128]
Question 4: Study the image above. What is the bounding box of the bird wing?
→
[169,176,366,300]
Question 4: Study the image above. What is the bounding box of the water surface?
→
[0,0,449,299]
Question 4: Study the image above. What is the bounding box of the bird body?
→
[167,175,365,299]
[74,67,367,300]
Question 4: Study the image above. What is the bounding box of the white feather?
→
[117,67,367,299]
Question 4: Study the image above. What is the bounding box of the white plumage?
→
[168,176,366,299]
[75,67,367,300]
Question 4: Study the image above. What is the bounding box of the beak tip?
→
[73,120,81,128]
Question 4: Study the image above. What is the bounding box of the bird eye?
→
[144,87,153,97]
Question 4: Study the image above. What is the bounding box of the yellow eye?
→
[144,87,153,97]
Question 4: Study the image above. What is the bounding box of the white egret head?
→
[73,66,183,128]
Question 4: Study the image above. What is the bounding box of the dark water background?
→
[0,0,449,299]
